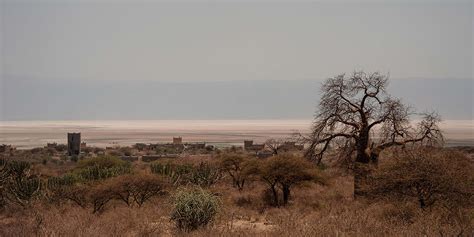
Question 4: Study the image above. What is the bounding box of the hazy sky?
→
[0,0,473,120]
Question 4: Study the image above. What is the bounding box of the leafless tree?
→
[303,71,443,195]
[264,138,285,155]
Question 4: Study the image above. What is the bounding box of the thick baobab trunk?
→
[354,129,372,197]
[353,161,371,197]
[355,129,370,163]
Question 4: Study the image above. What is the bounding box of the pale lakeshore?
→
[0,120,472,149]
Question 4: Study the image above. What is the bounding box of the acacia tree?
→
[304,71,443,194]
[219,153,257,191]
[255,154,323,206]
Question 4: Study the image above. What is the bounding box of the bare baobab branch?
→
[305,71,443,165]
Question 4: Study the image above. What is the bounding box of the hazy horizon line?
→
[3,73,473,83]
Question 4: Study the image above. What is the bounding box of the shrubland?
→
[0,147,472,236]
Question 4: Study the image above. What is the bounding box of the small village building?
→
[0,144,15,153]
[173,137,182,144]
[243,140,265,152]
[67,133,81,156]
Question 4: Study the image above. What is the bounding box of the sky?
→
[0,0,473,120]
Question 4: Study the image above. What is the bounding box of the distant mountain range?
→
[1,76,472,120]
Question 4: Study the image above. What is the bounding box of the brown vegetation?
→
[364,147,474,209]
[251,154,324,206]
[218,152,257,191]
[1,145,471,236]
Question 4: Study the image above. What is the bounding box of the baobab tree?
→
[304,71,443,195]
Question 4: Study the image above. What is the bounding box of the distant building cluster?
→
[134,137,207,152]
[244,140,265,152]
[279,141,304,152]
[24,132,305,162]
[46,142,58,148]
[243,139,304,158]
[0,144,15,153]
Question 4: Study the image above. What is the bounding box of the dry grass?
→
[1,152,473,237]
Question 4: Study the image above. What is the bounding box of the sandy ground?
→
[0,120,472,149]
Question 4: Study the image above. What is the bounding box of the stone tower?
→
[67,133,81,156]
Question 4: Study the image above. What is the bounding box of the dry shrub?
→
[107,174,166,207]
[61,185,89,208]
[1,149,473,236]
[0,203,171,237]
[366,147,474,209]
[90,184,116,213]
[233,195,253,207]
[90,174,166,213]
[47,174,166,213]
[379,203,419,224]
[267,201,473,237]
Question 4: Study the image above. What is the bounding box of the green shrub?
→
[151,161,220,187]
[77,156,128,169]
[75,165,131,182]
[73,156,131,182]
[170,188,219,231]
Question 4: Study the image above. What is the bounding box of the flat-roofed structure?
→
[67,133,81,156]
[173,137,182,144]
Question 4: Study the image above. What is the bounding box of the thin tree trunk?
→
[271,185,279,207]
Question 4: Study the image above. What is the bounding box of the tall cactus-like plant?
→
[0,159,10,186]
[0,159,43,207]
[47,174,77,189]
[8,160,31,178]
[151,162,193,185]
[75,165,131,182]
[189,162,221,187]
[8,176,41,206]
[0,159,10,207]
